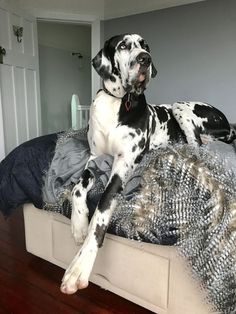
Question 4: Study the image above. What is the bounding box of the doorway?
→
[37,20,91,135]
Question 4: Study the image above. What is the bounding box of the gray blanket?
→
[42,128,145,217]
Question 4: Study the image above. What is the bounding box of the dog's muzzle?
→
[135,52,151,83]
[136,52,151,67]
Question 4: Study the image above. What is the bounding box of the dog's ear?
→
[92,43,113,81]
[151,63,158,78]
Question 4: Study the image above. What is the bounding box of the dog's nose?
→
[136,52,151,66]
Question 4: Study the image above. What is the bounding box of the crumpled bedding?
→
[0,134,57,216]
[1,128,236,220]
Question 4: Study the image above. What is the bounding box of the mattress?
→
[23,203,216,314]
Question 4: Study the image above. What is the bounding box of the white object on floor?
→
[71,94,90,130]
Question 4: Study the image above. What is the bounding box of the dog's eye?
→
[119,42,127,50]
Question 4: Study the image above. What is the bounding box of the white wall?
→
[38,21,91,55]
[38,21,91,134]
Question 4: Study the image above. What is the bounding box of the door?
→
[0,4,41,160]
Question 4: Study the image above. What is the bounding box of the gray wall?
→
[104,0,236,121]
[39,45,91,134]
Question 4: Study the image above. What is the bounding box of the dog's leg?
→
[71,156,95,244]
[61,152,139,294]
[172,102,203,146]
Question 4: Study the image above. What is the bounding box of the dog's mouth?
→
[133,68,149,89]
[137,72,146,83]
[125,63,151,93]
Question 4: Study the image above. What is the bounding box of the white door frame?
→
[0,1,42,160]
[0,81,5,160]
[35,11,101,100]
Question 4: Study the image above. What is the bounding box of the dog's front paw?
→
[60,246,95,294]
[71,209,89,245]
[60,267,89,294]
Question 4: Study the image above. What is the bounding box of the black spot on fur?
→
[81,169,93,189]
[132,145,137,152]
[191,120,203,145]
[99,65,112,81]
[134,153,144,164]
[110,75,116,82]
[113,67,119,76]
[98,174,123,213]
[167,115,186,143]
[75,190,81,197]
[154,106,169,123]
[138,137,146,150]
[94,224,107,248]
[129,132,135,138]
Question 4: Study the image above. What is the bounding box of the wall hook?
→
[13,25,23,43]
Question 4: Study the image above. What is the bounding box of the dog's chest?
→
[88,91,121,154]
[90,91,120,130]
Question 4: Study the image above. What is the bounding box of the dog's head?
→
[92,34,157,97]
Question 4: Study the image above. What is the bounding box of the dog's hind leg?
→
[71,156,95,244]
[172,101,233,146]
[172,102,204,146]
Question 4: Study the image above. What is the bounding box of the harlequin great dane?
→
[61,34,235,294]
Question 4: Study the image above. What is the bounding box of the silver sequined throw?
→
[110,145,236,314]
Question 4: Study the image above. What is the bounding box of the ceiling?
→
[7,0,206,20]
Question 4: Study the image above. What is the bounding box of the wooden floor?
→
[0,207,152,314]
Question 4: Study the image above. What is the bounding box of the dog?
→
[60,34,235,294]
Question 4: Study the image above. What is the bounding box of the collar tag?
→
[125,94,132,112]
